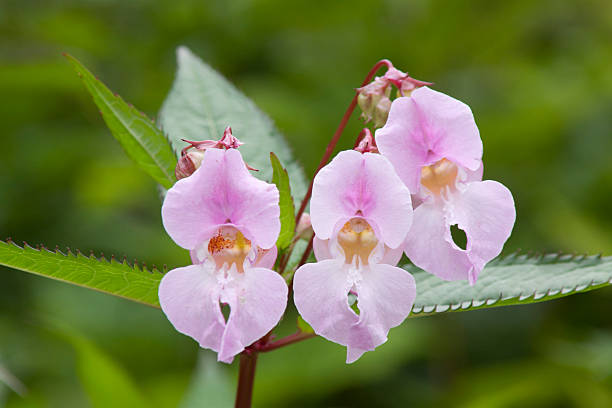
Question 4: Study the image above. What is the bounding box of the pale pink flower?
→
[376,86,516,285]
[159,147,287,363]
[293,150,416,363]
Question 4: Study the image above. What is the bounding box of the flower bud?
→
[296,213,313,241]
[175,150,205,180]
[357,77,391,126]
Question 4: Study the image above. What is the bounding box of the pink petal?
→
[252,246,278,269]
[313,237,332,261]
[449,180,516,284]
[404,180,515,284]
[376,87,482,192]
[346,263,416,363]
[217,267,288,362]
[310,150,412,248]
[158,263,226,353]
[293,259,358,348]
[293,260,416,363]
[162,148,280,250]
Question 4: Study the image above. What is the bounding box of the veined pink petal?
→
[405,180,515,284]
[293,259,358,347]
[217,267,288,363]
[310,150,412,248]
[376,87,482,192]
[314,237,403,266]
[158,263,226,353]
[162,148,280,250]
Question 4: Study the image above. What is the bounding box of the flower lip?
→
[336,217,380,265]
[420,158,459,196]
[207,225,253,273]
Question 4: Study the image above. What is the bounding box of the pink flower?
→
[293,150,416,363]
[376,86,516,285]
[159,147,287,363]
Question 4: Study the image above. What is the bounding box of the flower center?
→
[420,158,458,196]
[337,218,378,265]
[208,226,251,272]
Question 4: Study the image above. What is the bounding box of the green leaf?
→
[297,315,315,334]
[65,54,177,189]
[269,152,295,249]
[408,253,612,316]
[0,240,162,308]
[159,46,307,200]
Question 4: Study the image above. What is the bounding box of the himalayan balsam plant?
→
[2,48,611,407]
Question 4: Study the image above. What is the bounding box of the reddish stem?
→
[258,331,317,353]
[235,352,258,408]
[293,59,392,262]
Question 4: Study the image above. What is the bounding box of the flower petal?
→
[252,246,278,269]
[158,263,225,353]
[313,237,332,261]
[162,148,280,250]
[217,267,288,363]
[405,180,515,284]
[376,87,482,192]
[310,150,412,247]
[449,180,516,284]
[293,260,415,363]
[347,263,416,363]
[293,259,358,347]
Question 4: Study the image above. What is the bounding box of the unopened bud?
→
[296,213,313,241]
[175,150,205,180]
[357,77,391,126]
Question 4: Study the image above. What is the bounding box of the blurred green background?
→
[1,0,611,406]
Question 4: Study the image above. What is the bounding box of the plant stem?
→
[293,59,392,262]
[235,352,258,408]
[258,331,317,352]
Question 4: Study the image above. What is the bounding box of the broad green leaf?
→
[65,54,177,189]
[0,240,161,308]
[159,46,307,200]
[269,152,295,249]
[407,253,612,316]
[4,238,611,315]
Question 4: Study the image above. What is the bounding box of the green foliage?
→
[297,315,314,334]
[3,238,610,317]
[67,332,150,408]
[408,253,612,315]
[269,152,296,249]
[65,54,177,189]
[159,47,307,200]
[0,240,162,308]
[179,352,233,408]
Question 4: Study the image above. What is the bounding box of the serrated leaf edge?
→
[409,251,610,317]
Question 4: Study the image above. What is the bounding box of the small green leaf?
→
[270,152,295,249]
[65,54,177,189]
[408,253,612,316]
[159,46,307,200]
[297,315,315,334]
[0,240,162,308]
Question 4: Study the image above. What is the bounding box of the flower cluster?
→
[158,66,516,364]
